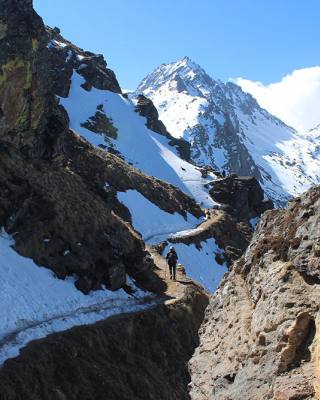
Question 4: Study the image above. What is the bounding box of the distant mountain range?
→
[135,57,320,205]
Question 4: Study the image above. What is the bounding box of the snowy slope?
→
[60,72,215,209]
[136,57,320,204]
[164,239,227,292]
[117,190,201,243]
[0,230,155,365]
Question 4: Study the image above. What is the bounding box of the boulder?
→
[209,175,273,220]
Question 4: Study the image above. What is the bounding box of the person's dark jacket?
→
[166,249,178,266]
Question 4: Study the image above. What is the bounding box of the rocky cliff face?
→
[189,186,320,399]
[0,0,204,295]
[209,175,273,220]
[0,0,62,158]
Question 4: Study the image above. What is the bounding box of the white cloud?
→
[234,66,320,132]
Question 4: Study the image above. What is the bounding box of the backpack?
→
[167,250,178,264]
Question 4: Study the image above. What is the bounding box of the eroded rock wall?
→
[189,187,320,399]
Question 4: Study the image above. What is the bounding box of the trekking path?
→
[0,293,161,367]
[0,243,205,367]
[147,245,206,301]
[144,208,225,244]
[168,209,225,242]
[0,212,214,367]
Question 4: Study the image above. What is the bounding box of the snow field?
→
[61,72,215,208]
[137,57,320,204]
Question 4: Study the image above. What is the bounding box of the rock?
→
[79,56,121,93]
[135,94,167,136]
[107,264,126,291]
[177,263,186,275]
[46,26,122,98]
[209,175,274,220]
[80,104,118,140]
[135,94,191,161]
[75,276,92,295]
[189,186,320,400]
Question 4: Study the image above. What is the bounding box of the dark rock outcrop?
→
[135,94,191,161]
[189,186,320,400]
[0,0,64,160]
[47,27,122,97]
[166,209,252,267]
[81,104,118,140]
[209,175,273,220]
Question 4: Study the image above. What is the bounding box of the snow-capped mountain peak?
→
[307,123,320,138]
[139,56,216,99]
[136,58,320,205]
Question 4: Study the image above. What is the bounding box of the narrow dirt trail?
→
[144,208,224,244]
[0,211,218,359]
[0,244,202,367]
[147,245,203,300]
[0,207,216,367]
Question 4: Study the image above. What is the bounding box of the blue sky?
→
[34,0,320,90]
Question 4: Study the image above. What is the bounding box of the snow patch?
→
[164,239,227,292]
[47,39,67,49]
[0,230,154,365]
[117,190,201,243]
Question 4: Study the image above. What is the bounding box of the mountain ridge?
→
[136,57,320,205]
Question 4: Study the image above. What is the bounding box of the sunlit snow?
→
[0,231,155,365]
[117,190,201,243]
[137,57,320,203]
[60,72,215,208]
[164,239,228,292]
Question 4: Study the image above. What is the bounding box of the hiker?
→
[221,169,226,177]
[166,246,178,280]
